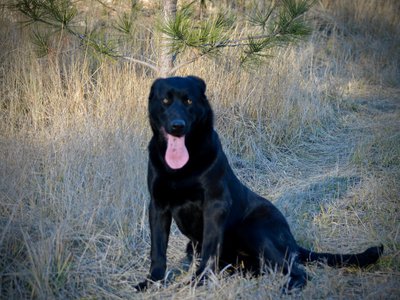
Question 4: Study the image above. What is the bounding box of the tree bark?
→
[159,0,177,77]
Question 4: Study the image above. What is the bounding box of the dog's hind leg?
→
[260,239,307,291]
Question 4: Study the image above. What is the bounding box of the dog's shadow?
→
[274,175,361,242]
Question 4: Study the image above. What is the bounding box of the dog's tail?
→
[297,244,383,267]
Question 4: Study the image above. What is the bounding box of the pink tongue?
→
[165,134,189,169]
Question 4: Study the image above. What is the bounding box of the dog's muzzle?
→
[169,119,186,136]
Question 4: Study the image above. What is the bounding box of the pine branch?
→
[159,5,232,56]
[13,0,315,74]
[169,47,215,74]
[13,0,158,71]
[31,29,52,57]
[113,55,159,73]
[93,0,117,13]
[248,1,275,33]
[160,0,313,66]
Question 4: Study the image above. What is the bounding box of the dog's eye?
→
[162,98,171,105]
[184,99,193,105]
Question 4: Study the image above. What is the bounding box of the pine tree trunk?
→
[159,0,177,77]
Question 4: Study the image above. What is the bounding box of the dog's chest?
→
[153,177,205,241]
[153,177,204,205]
[171,200,204,242]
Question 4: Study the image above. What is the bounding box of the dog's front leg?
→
[136,200,172,291]
[196,200,229,278]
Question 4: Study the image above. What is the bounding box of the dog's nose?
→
[170,119,186,134]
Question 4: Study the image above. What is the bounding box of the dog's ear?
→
[149,78,165,100]
[187,76,206,94]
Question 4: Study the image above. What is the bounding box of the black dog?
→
[135,76,383,291]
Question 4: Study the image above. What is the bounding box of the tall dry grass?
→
[1,0,399,298]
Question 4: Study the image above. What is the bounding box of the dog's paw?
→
[134,280,149,292]
[281,275,307,295]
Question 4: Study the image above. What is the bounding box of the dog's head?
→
[148,76,213,169]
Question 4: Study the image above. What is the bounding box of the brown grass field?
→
[0,0,399,298]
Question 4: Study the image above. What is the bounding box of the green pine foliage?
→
[159,5,233,56]
[15,0,77,28]
[160,0,313,66]
[11,0,314,73]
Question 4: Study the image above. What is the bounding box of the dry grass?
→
[1,0,399,298]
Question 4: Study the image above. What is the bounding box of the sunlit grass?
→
[0,0,399,298]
